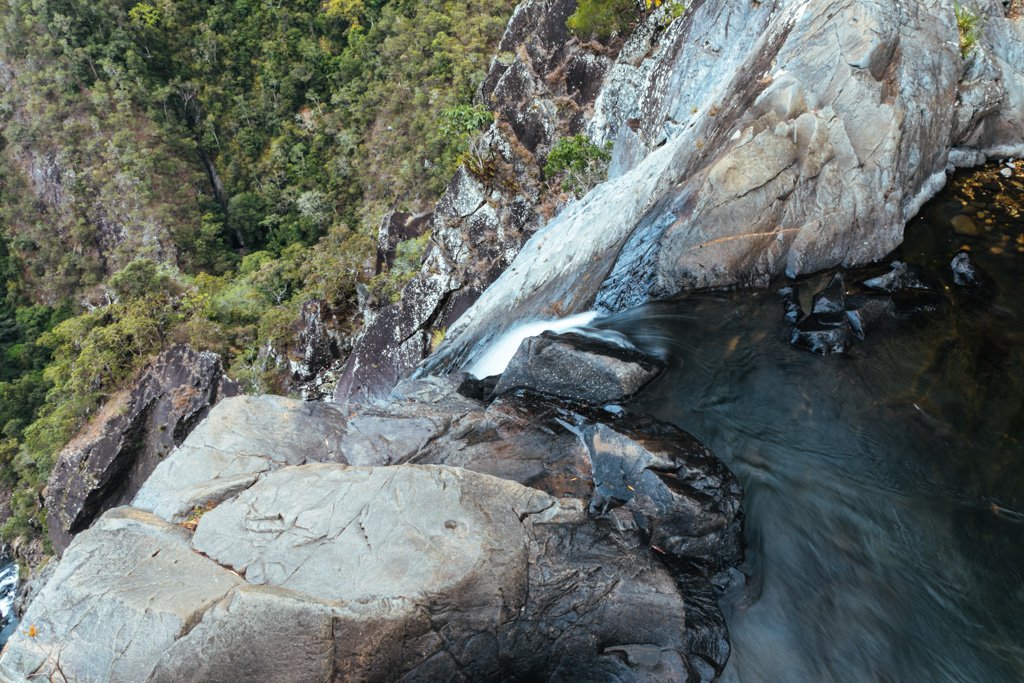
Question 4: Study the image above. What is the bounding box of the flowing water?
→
[595,164,1024,682]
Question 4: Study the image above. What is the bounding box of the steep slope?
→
[420,0,1024,375]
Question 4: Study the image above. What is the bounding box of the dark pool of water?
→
[599,165,1024,682]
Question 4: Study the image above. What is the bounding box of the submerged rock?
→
[784,260,951,355]
[862,261,937,293]
[949,250,994,292]
[493,330,665,405]
[791,312,854,356]
[44,345,237,556]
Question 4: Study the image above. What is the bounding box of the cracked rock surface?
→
[2,361,742,681]
[2,465,706,682]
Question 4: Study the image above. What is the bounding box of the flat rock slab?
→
[493,330,665,404]
[133,395,349,522]
[0,507,241,682]
[3,463,706,681]
[192,464,555,606]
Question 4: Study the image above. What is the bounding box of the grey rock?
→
[426,0,1024,378]
[147,585,335,683]
[0,507,241,682]
[334,0,620,406]
[493,330,665,404]
[191,464,553,604]
[283,299,351,401]
[181,463,701,681]
[45,345,237,555]
[133,395,348,523]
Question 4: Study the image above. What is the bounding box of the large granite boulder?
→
[1,507,242,681]
[2,465,706,681]
[44,345,237,555]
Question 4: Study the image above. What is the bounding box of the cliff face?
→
[334,0,622,405]
[419,0,1024,375]
[0,59,203,301]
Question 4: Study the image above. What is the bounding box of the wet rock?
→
[578,412,743,572]
[44,345,237,556]
[811,274,846,314]
[133,395,348,523]
[862,261,936,293]
[778,286,804,323]
[492,331,665,405]
[844,293,896,340]
[950,250,988,288]
[791,312,853,356]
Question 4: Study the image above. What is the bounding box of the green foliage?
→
[369,232,432,304]
[955,2,982,59]
[0,0,519,554]
[663,1,687,24]
[567,0,638,39]
[544,135,613,197]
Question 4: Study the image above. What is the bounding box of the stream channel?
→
[596,163,1024,682]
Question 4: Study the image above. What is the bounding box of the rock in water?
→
[950,250,991,290]
[493,330,665,404]
[811,274,846,314]
[862,261,935,293]
[791,312,853,356]
[44,345,237,555]
[951,214,981,236]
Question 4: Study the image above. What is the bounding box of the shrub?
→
[566,0,638,39]
[544,135,613,197]
[955,2,982,58]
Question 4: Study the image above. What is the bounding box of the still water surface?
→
[600,165,1024,682]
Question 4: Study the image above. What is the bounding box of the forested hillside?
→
[0,0,518,549]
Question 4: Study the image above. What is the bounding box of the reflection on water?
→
[600,165,1024,682]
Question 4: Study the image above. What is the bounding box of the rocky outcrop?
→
[283,299,351,401]
[44,345,237,556]
[424,0,1024,377]
[3,336,743,682]
[334,0,625,405]
[5,463,726,682]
